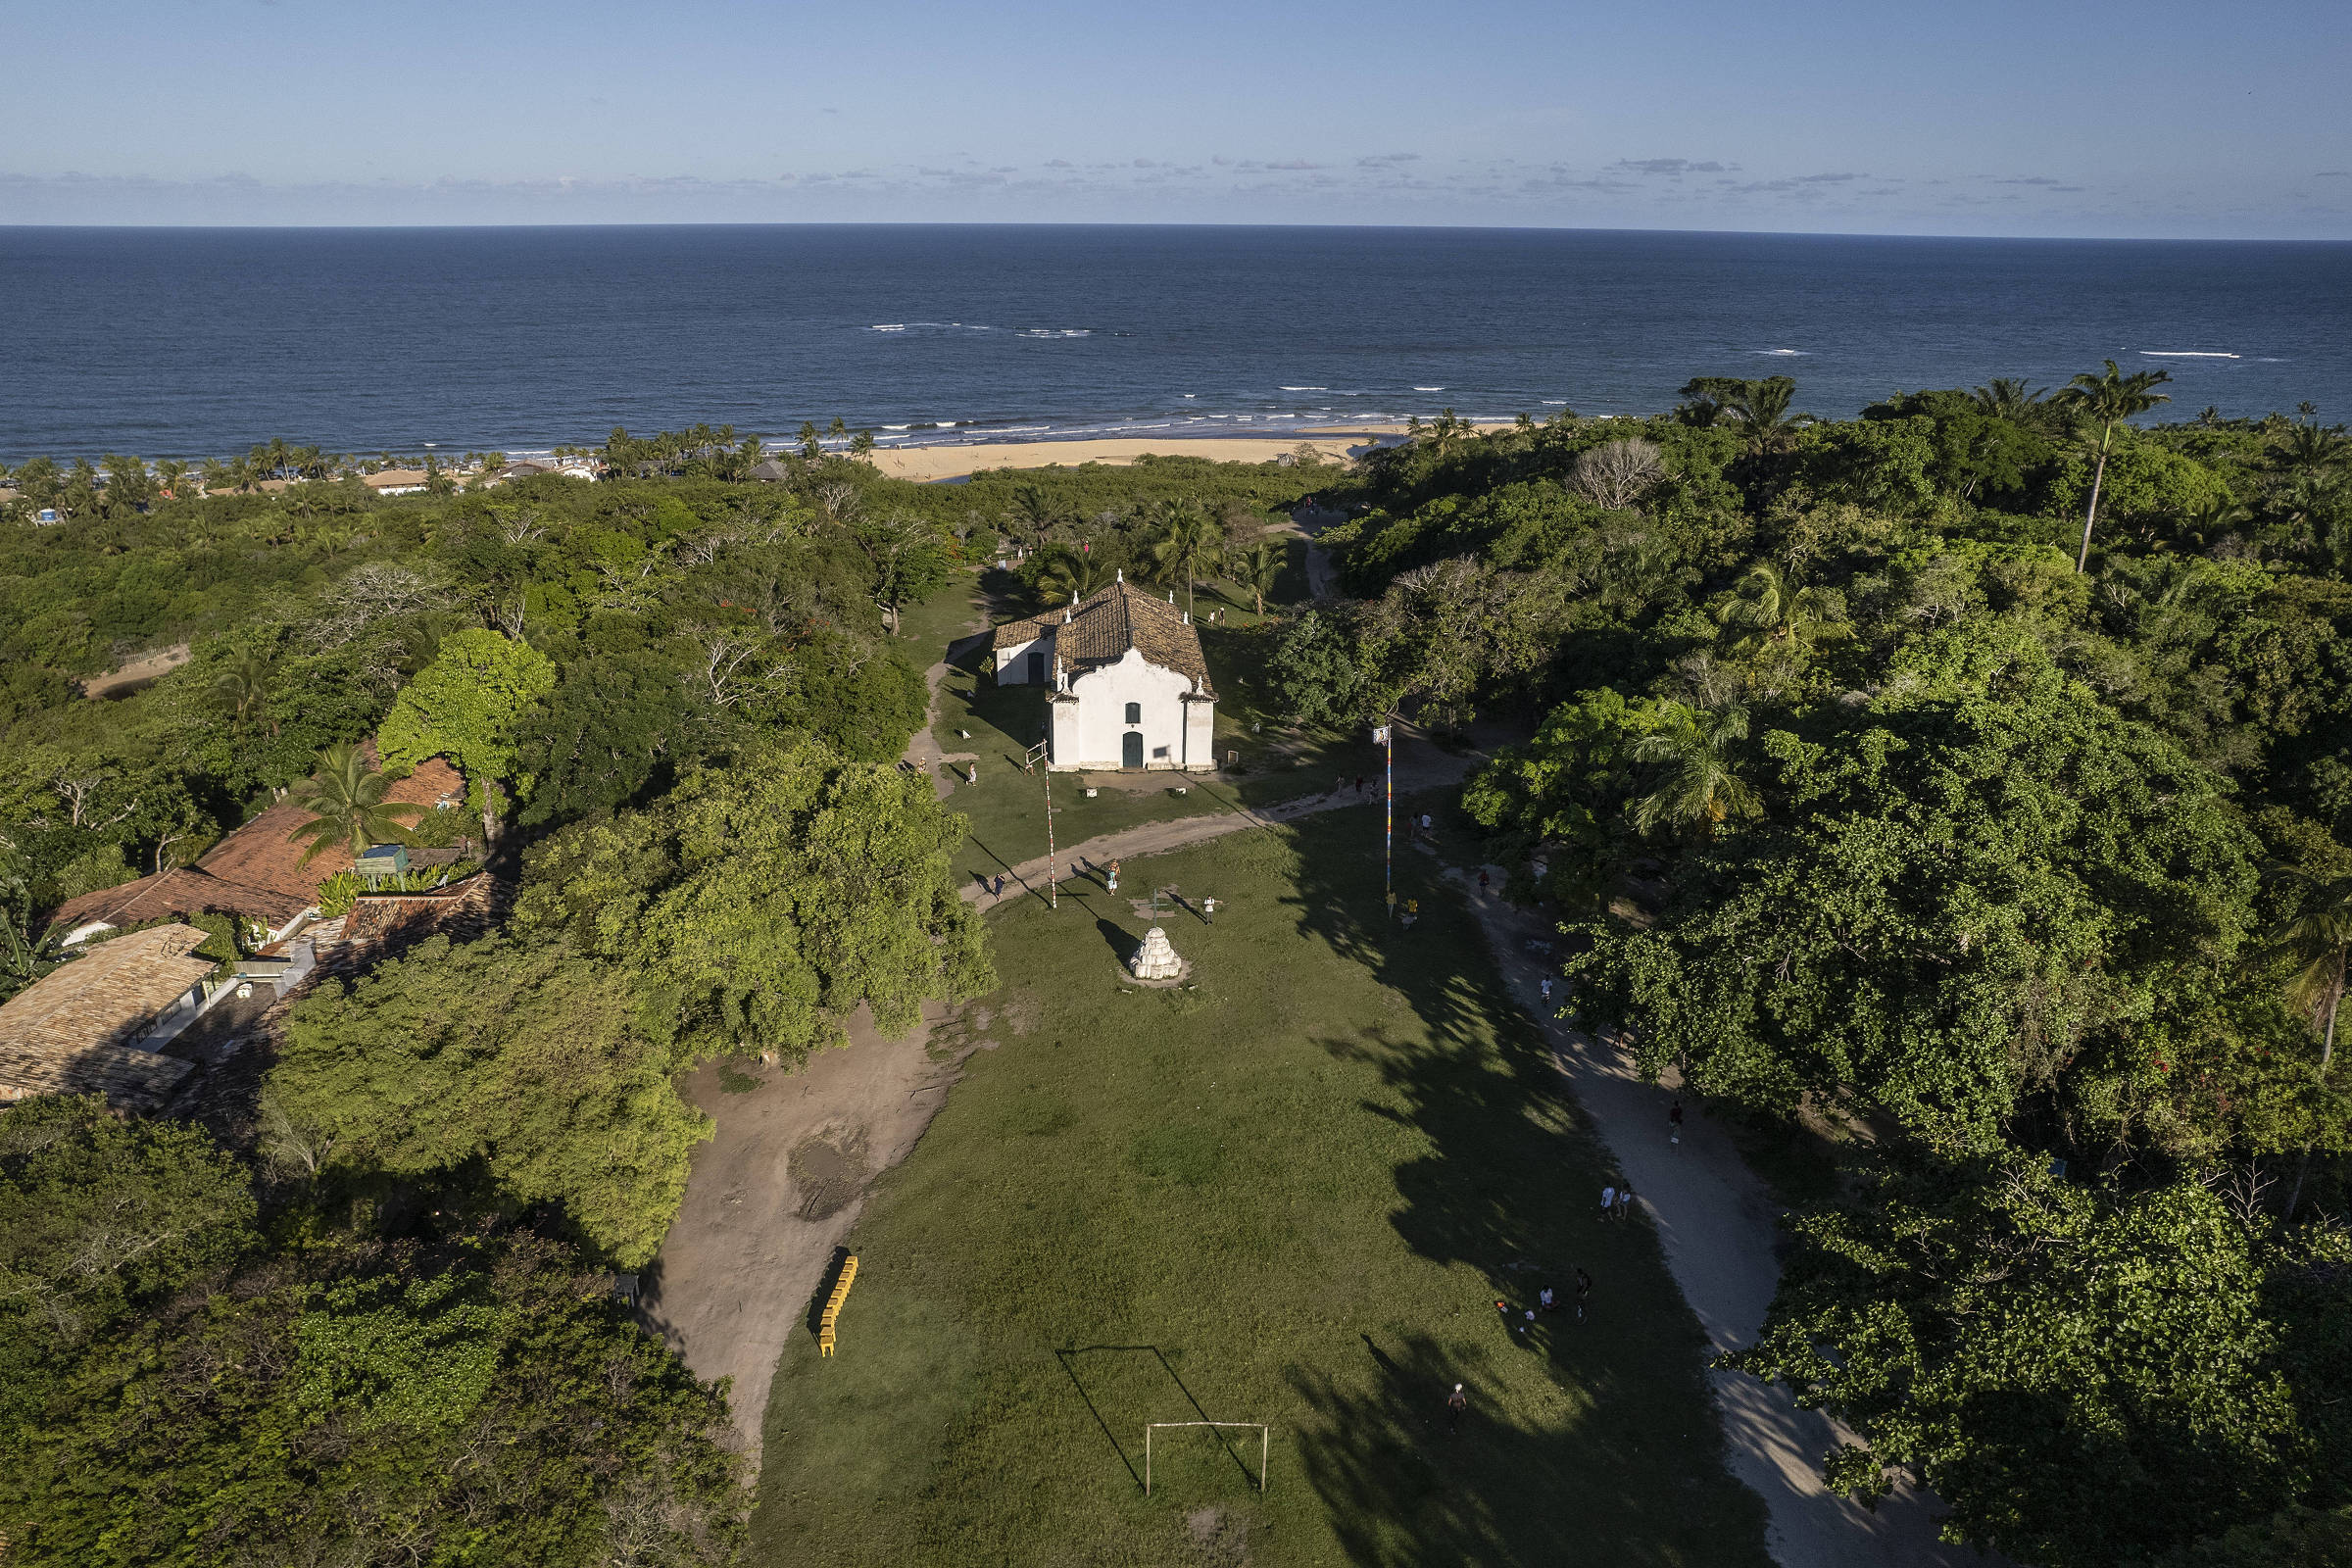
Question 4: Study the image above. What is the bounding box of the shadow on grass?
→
[1273,808,1772,1566]
[1054,1345,1258,1494]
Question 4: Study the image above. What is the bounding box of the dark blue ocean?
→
[3,225,2348,463]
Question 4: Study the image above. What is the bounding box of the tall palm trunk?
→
[2077,421,2114,573]
[2284,979,2341,1220]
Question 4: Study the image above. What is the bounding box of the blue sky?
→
[7,0,2349,235]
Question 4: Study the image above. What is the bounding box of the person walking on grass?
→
[1540,976,1554,1009]
[1599,1184,1616,1220]
[1447,1383,1467,1433]
[1200,895,1218,923]
[1540,1286,1556,1313]
[1105,858,1120,892]
[1616,1187,1635,1222]
[1575,1267,1592,1321]
[1668,1098,1684,1147]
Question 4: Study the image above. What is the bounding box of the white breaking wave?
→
[1280,385,1327,391]
[2140,350,2238,359]
[1414,385,1445,391]
[1758,348,1808,357]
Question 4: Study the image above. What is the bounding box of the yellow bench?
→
[817,1254,859,1357]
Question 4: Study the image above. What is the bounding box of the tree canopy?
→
[514,739,992,1065]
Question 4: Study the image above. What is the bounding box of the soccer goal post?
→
[1143,1421,1270,1497]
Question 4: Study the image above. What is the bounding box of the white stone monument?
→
[1129,925,1183,981]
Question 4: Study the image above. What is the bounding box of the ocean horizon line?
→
[5,218,2352,246]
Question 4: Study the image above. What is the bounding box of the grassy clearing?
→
[750,813,1770,1567]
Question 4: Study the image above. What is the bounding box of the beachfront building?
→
[991,577,1215,771]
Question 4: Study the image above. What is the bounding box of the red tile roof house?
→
[45,756,469,951]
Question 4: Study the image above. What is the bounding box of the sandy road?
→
[1451,868,2003,1568]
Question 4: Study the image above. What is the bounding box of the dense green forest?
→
[0,439,1319,1566]
[5,377,2351,1566]
[1268,376,2352,1568]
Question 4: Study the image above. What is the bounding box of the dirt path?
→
[962,738,1479,912]
[902,625,993,802]
[1446,866,1999,1568]
[638,1003,968,1458]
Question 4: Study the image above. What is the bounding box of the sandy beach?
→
[861,419,1522,483]
[864,432,1379,483]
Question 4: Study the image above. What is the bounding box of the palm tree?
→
[212,648,272,732]
[1712,562,1846,657]
[2056,360,2173,572]
[2252,870,2352,1218]
[1971,377,2051,427]
[2278,420,2346,480]
[285,743,425,868]
[1630,704,1762,837]
[1148,502,1223,620]
[1229,539,1284,614]
[1038,547,1110,607]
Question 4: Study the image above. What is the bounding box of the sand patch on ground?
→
[637,1002,976,1457]
[80,642,191,698]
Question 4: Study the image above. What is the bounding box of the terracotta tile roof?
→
[333,872,496,956]
[991,580,1213,695]
[0,1039,192,1113]
[44,866,313,939]
[196,757,466,904]
[0,925,215,1110]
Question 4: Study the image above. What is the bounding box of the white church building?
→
[992,576,1217,771]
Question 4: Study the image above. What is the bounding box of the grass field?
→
[749,811,1771,1567]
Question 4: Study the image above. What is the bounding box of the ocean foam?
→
[2140,351,2238,359]
[1758,349,1809,357]
[1414,385,1445,391]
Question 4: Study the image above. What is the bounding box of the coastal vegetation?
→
[1282,382,2352,1566]
[2,375,2348,1565]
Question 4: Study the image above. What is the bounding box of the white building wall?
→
[1054,649,1198,769]
[995,632,1049,684]
[1184,697,1216,769]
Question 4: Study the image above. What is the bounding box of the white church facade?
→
[992,577,1217,771]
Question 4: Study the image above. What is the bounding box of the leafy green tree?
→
[379,627,559,819]
[2157,1506,2352,1568]
[846,514,950,635]
[514,650,716,827]
[0,1096,255,1357]
[286,741,427,867]
[1571,656,2265,1149]
[2058,360,2175,572]
[0,1228,746,1567]
[514,741,992,1065]
[1463,686,1674,906]
[271,935,711,1267]
[2255,869,2352,1216]
[1735,1156,2316,1568]
[1266,608,1365,725]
